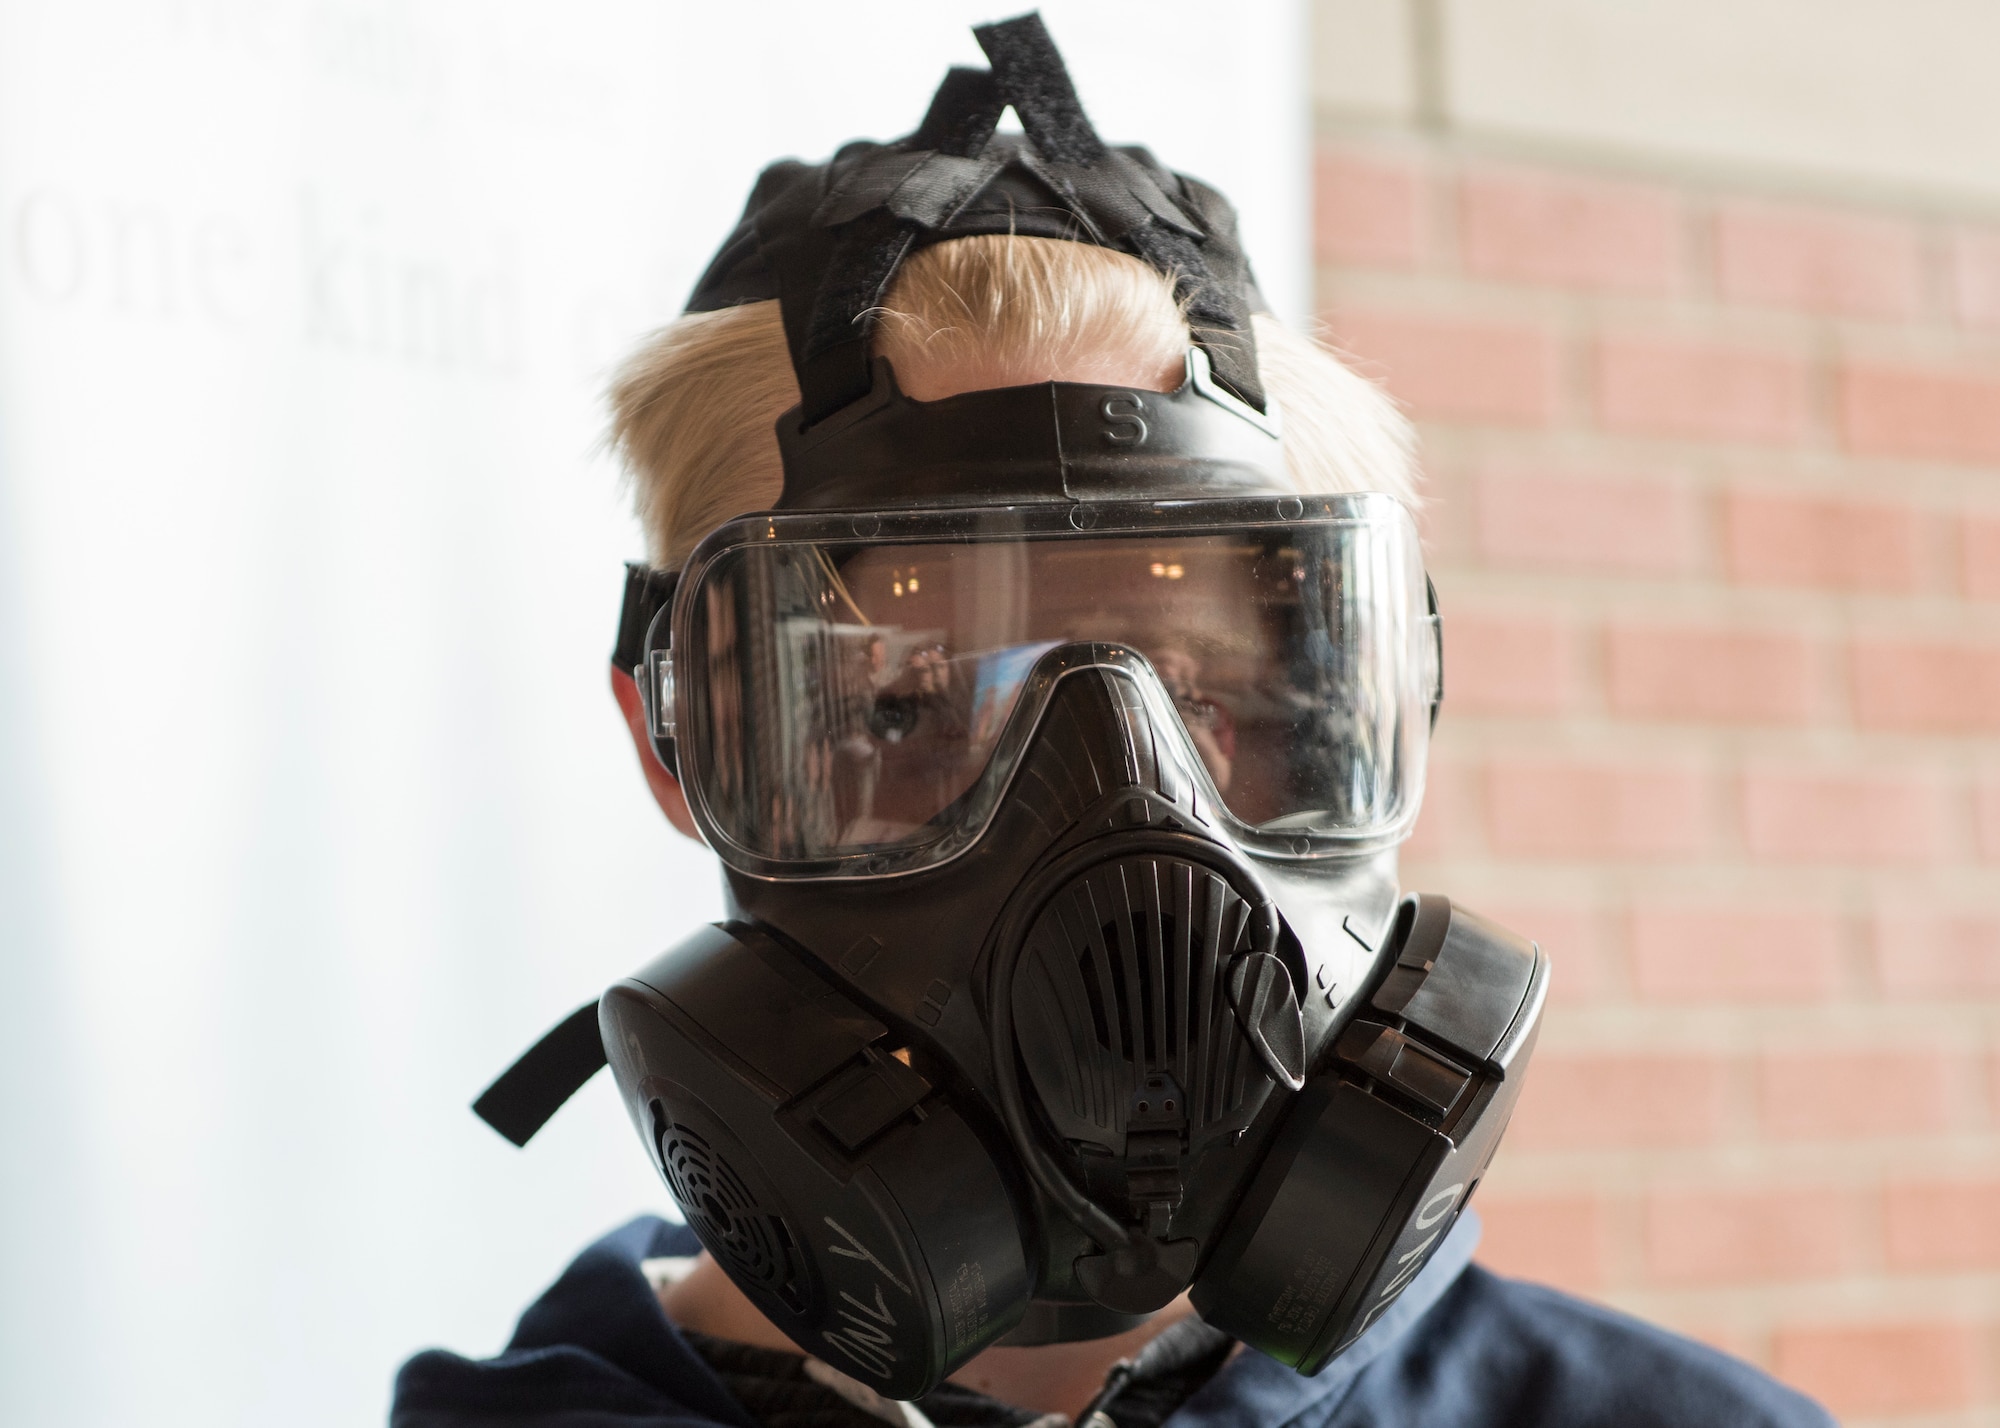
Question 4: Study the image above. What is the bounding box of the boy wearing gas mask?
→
[396,16,1833,1428]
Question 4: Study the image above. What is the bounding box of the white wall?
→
[1315,0,2000,205]
[0,4,1304,1425]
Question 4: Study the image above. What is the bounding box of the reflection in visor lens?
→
[684,523,1428,865]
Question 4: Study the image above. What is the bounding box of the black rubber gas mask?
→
[472,12,1548,1402]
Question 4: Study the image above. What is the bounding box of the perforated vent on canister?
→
[650,1100,809,1314]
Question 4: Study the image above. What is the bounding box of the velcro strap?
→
[910,65,1007,157]
[974,13,1106,164]
[472,1001,608,1148]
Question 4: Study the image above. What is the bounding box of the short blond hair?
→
[611,236,1416,568]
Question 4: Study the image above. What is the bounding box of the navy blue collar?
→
[503,1209,1481,1425]
[1168,1211,1481,1427]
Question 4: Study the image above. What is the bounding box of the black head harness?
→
[687,10,1268,431]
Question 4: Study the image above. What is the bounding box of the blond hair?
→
[611,236,1416,568]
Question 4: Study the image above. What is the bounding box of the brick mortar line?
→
[1398,875,2000,907]
[1423,715,2000,750]
[1480,1148,2000,1186]
[1518,1021,2000,1052]
[1428,575,2000,622]
[1598,1279,2000,1321]
[1311,110,2000,225]
[1315,265,2000,356]
[1526,1016,2000,1041]
[1411,426,2000,499]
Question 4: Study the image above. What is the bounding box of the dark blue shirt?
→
[392,1213,1833,1428]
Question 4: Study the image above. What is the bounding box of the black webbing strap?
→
[1427,575,1444,731]
[796,209,922,420]
[613,561,679,675]
[614,561,683,777]
[975,12,1105,164]
[910,65,1007,156]
[758,162,869,424]
[471,1000,607,1148]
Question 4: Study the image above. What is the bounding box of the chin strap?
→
[472,1001,608,1147]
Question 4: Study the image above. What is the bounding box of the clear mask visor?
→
[673,498,1437,877]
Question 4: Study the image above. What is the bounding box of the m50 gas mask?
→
[473,13,1547,1403]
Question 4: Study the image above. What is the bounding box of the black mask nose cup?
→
[472,10,1550,1401]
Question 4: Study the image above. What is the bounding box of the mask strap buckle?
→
[644,648,676,740]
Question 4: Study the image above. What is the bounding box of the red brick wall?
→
[1317,142,2000,1426]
